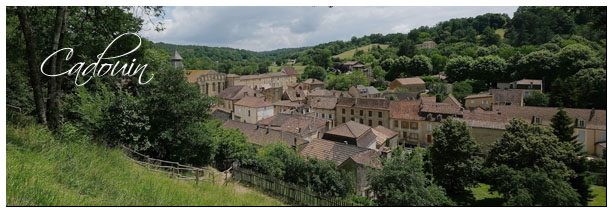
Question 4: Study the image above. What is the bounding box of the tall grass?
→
[6,122,282,206]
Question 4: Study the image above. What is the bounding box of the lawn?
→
[332,43,389,60]
[495,28,506,38]
[467,183,607,206]
[6,122,282,206]
[465,183,505,206]
[589,185,606,206]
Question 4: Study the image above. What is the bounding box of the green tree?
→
[408,55,433,76]
[480,27,501,46]
[555,44,600,78]
[445,56,474,82]
[473,55,507,88]
[523,91,549,107]
[485,119,581,206]
[451,81,473,103]
[430,118,483,196]
[550,109,592,206]
[370,148,453,206]
[514,50,556,85]
[301,66,327,81]
[397,40,416,57]
[572,68,606,109]
[431,54,448,74]
[310,48,333,68]
[549,77,579,108]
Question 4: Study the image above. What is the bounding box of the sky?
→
[139,6,519,52]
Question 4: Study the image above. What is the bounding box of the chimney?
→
[354,98,358,106]
[266,125,270,134]
[590,108,595,121]
[344,141,348,145]
[244,92,248,97]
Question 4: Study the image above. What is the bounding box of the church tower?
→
[170,50,184,69]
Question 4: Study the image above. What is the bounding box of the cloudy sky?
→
[139,6,518,52]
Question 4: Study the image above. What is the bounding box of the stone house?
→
[336,97,391,128]
[389,77,426,93]
[233,96,274,124]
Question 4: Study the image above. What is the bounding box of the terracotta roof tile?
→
[394,77,425,85]
[347,150,383,169]
[420,103,463,115]
[300,138,371,166]
[310,97,337,110]
[280,66,298,75]
[303,78,324,85]
[465,94,493,99]
[390,100,421,120]
[325,121,371,139]
[490,89,523,106]
[234,96,272,108]
[219,86,256,100]
[337,97,390,110]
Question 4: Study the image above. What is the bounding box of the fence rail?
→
[120,145,229,184]
[232,167,356,206]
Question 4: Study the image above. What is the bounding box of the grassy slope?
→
[589,185,606,206]
[332,44,389,60]
[6,123,282,206]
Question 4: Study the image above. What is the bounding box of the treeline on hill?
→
[159,6,605,109]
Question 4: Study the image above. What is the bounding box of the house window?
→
[378,112,382,118]
[403,132,408,139]
[342,117,346,123]
[360,118,364,124]
[577,119,585,128]
[378,121,383,126]
[369,111,372,117]
[394,120,399,128]
[533,116,541,124]
[342,108,345,114]
[410,122,418,130]
[351,109,354,115]
[470,100,475,104]
[360,110,363,116]
[578,130,586,152]
[401,121,408,128]
[427,123,432,131]
[329,114,333,119]
[410,133,418,140]
[482,100,488,104]
[248,110,251,116]
[368,120,372,126]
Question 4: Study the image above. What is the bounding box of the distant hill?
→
[332,43,389,60]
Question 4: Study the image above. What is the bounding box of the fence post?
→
[170,167,174,178]
[195,169,199,185]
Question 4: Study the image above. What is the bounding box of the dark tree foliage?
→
[301,66,327,81]
[430,118,483,196]
[550,109,592,206]
[397,40,416,57]
[523,91,549,107]
[485,119,581,206]
[444,56,474,82]
[370,148,454,206]
[506,7,575,46]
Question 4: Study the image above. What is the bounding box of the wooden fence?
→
[120,145,230,184]
[232,167,356,206]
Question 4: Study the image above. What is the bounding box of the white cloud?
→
[139,6,518,51]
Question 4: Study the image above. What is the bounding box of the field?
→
[495,29,506,38]
[589,185,606,206]
[466,183,607,206]
[6,121,282,206]
[332,44,389,60]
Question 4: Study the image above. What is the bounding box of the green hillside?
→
[332,43,389,60]
[6,121,282,206]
